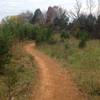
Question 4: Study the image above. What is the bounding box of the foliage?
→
[95,15,100,38]
[1,16,25,40]
[61,30,70,40]
[31,9,44,25]
[72,14,97,39]
[1,17,36,40]
[0,32,11,74]
[78,32,89,48]
[46,6,56,23]
[31,25,53,43]
[46,6,69,28]
[86,14,96,36]
[54,12,69,30]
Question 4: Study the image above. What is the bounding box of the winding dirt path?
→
[24,43,87,100]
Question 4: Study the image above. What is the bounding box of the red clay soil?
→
[24,43,87,100]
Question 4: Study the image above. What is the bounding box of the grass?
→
[0,42,38,100]
[38,35,100,100]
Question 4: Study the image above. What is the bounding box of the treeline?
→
[32,7,100,39]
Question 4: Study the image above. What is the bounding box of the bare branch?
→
[69,0,82,20]
[87,0,95,14]
[74,0,82,18]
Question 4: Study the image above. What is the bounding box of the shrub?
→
[60,30,69,42]
[1,17,35,40]
[64,42,69,49]
[78,32,89,48]
[79,39,86,48]
[0,35,10,74]
[32,25,52,43]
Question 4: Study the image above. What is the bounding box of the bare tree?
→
[74,0,82,18]
[69,0,82,20]
[97,0,100,15]
[87,0,95,14]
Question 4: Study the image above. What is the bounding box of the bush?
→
[1,17,35,40]
[60,30,69,42]
[32,25,52,43]
[78,32,89,48]
[79,39,86,48]
[0,35,10,74]
[64,41,69,49]
[22,23,35,40]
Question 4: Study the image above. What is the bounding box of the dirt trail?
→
[24,43,87,100]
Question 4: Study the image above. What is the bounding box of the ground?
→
[38,37,100,100]
[25,43,87,100]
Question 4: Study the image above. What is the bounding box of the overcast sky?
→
[0,0,98,20]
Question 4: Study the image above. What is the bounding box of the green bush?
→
[0,35,10,74]
[64,42,69,49]
[1,17,35,40]
[79,40,86,48]
[61,30,69,41]
[79,32,89,48]
[32,25,52,43]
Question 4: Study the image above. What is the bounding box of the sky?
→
[0,0,98,21]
